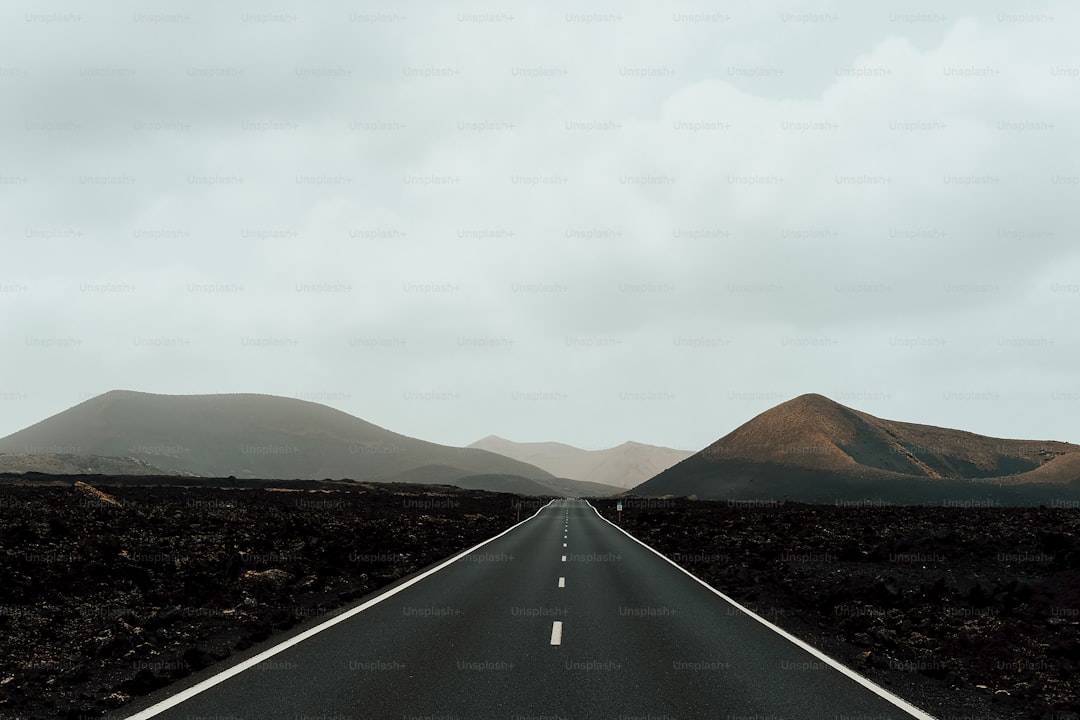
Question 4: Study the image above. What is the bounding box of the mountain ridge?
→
[634,393,1080,504]
[0,391,569,494]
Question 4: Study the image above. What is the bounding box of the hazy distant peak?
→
[469,435,693,489]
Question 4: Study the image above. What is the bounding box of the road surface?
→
[117,498,935,720]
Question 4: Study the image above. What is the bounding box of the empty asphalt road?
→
[117,498,935,720]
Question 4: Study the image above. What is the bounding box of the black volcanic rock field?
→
[4,466,1079,719]
[0,476,532,719]
[594,498,1080,720]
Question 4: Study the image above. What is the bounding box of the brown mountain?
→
[633,393,1080,505]
[467,436,693,489]
[0,391,578,494]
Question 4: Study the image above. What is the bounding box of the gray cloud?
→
[2,0,1078,451]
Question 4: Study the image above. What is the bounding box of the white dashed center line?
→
[550,621,563,646]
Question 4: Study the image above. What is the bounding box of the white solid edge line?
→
[122,499,557,719]
[550,620,563,645]
[584,500,938,720]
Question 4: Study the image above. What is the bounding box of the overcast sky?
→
[1,0,1078,451]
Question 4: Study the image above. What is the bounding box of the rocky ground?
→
[594,498,1080,720]
[4,476,1076,720]
[0,477,528,719]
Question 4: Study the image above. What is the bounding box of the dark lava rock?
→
[0,477,524,718]
[182,646,213,672]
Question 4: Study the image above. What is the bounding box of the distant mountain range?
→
[0,391,621,496]
[467,436,693,489]
[8,391,1075,504]
[635,393,1080,505]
